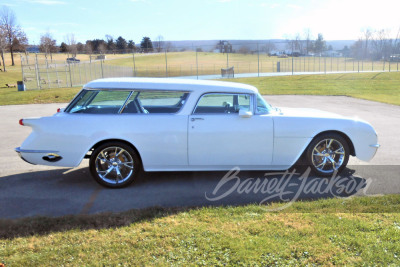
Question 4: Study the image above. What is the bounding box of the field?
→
[1,195,400,265]
[104,51,396,77]
[1,70,400,106]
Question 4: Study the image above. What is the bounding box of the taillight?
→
[57,108,61,113]
[19,119,24,126]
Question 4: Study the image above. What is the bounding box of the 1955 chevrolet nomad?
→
[16,78,380,188]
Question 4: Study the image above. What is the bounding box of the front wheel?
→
[89,142,140,188]
[306,133,350,176]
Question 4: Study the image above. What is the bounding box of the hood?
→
[274,107,346,120]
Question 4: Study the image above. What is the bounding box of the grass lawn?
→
[1,71,399,106]
[1,195,400,265]
[224,71,400,106]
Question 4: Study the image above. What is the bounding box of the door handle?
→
[191,117,204,122]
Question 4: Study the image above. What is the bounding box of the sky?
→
[1,0,399,45]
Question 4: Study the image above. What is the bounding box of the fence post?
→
[35,54,42,89]
[372,60,374,71]
[100,59,104,78]
[78,63,82,84]
[68,62,73,87]
[324,57,326,74]
[196,50,198,80]
[132,50,136,77]
[45,57,51,89]
[55,62,60,88]
[165,50,168,77]
[20,54,25,85]
[257,43,260,77]
[226,50,229,68]
[291,55,294,75]
[83,62,88,83]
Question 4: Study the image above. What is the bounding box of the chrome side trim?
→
[370,144,381,148]
[15,147,59,153]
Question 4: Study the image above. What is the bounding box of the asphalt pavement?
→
[0,96,399,219]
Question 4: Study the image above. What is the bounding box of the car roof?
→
[84,77,259,94]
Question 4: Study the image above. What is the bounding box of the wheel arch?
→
[310,130,355,156]
[89,138,143,167]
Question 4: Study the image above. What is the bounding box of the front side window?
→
[193,93,251,114]
[256,93,272,114]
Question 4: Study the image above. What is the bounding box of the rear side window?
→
[66,90,131,114]
[122,91,188,114]
[66,89,189,114]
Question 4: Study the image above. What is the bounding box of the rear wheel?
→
[306,133,349,176]
[89,142,140,188]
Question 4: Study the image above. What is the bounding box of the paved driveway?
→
[0,96,399,219]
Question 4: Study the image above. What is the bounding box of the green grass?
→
[1,195,400,265]
[225,72,400,106]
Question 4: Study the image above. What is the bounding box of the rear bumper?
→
[15,147,62,164]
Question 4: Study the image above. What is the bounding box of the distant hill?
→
[166,39,355,52]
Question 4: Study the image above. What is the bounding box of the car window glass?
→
[193,93,250,114]
[67,90,131,114]
[122,91,188,114]
[256,93,272,114]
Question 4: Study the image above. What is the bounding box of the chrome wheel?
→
[306,133,350,176]
[90,142,140,188]
[95,146,134,184]
[312,139,345,174]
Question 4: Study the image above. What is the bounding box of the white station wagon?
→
[16,78,380,188]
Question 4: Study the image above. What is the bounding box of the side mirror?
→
[239,108,253,118]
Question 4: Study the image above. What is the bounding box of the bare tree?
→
[39,32,57,62]
[64,33,77,57]
[0,6,28,66]
[303,28,313,55]
[0,25,7,71]
[154,35,164,52]
[372,29,392,60]
[262,41,276,55]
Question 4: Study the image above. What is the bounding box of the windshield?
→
[256,93,272,114]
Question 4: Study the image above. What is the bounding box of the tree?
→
[0,25,7,71]
[105,34,115,52]
[140,37,153,53]
[128,40,135,50]
[65,33,77,57]
[76,42,85,53]
[115,36,127,52]
[314,33,326,54]
[154,35,164,52]
[60,42,68,52]
[0,6,28,66]
[39,32,57,61]
[303,28,313,55]
[262,41,276,55]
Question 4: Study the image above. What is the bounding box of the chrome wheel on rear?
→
[306,133,350,176]
[95,146,134,184]
[90,142,140,188]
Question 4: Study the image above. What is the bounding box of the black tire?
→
[306,133,350,177]
[89,142,140,188]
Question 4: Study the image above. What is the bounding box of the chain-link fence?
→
[21,55,134,90]
[20,47,400,90]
